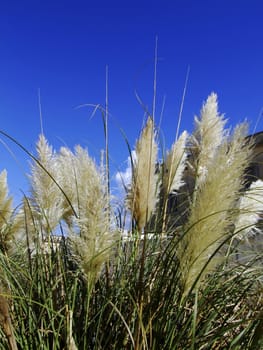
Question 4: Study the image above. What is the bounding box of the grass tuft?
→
[0,93,262,349]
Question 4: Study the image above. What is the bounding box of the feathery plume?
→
[0,170,14,252]
[0,171,18,349]
[126,117,159,231]
[56,146,78,225]
[29,134,64,235]
[163,130,188,195]
[160,131,188,233]
[0,169,22,255]
[190,93,227,190]
[57,145,116,282]
[179,115,252,297]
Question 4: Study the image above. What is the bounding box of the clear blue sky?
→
[1,0,263,200]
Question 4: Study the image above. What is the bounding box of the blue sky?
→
[1,0,263,200]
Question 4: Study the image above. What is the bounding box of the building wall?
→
[246,132,263,183]
[249,143,263,181]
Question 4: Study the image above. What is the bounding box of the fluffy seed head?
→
[179,112,252,297]
[163,130,188,195]
[190,93,228,188]
[57,145,116,282]
[126,117,159,231]
[29,134,64,234]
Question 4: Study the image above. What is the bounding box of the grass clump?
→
[0,93,262,349]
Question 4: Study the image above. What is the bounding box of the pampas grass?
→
[126,116,159,232]
[190,93,227,191]
[0,92,262,349]
[161,130,188,232]
[57,145,116,283]
[163,130,188,195]
[29,134,64,235]
[0,171,18,350]
[31,137,116,284]
[0,170,16,253]
[178,96,253,296]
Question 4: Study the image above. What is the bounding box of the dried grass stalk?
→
[0,295,18,350]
